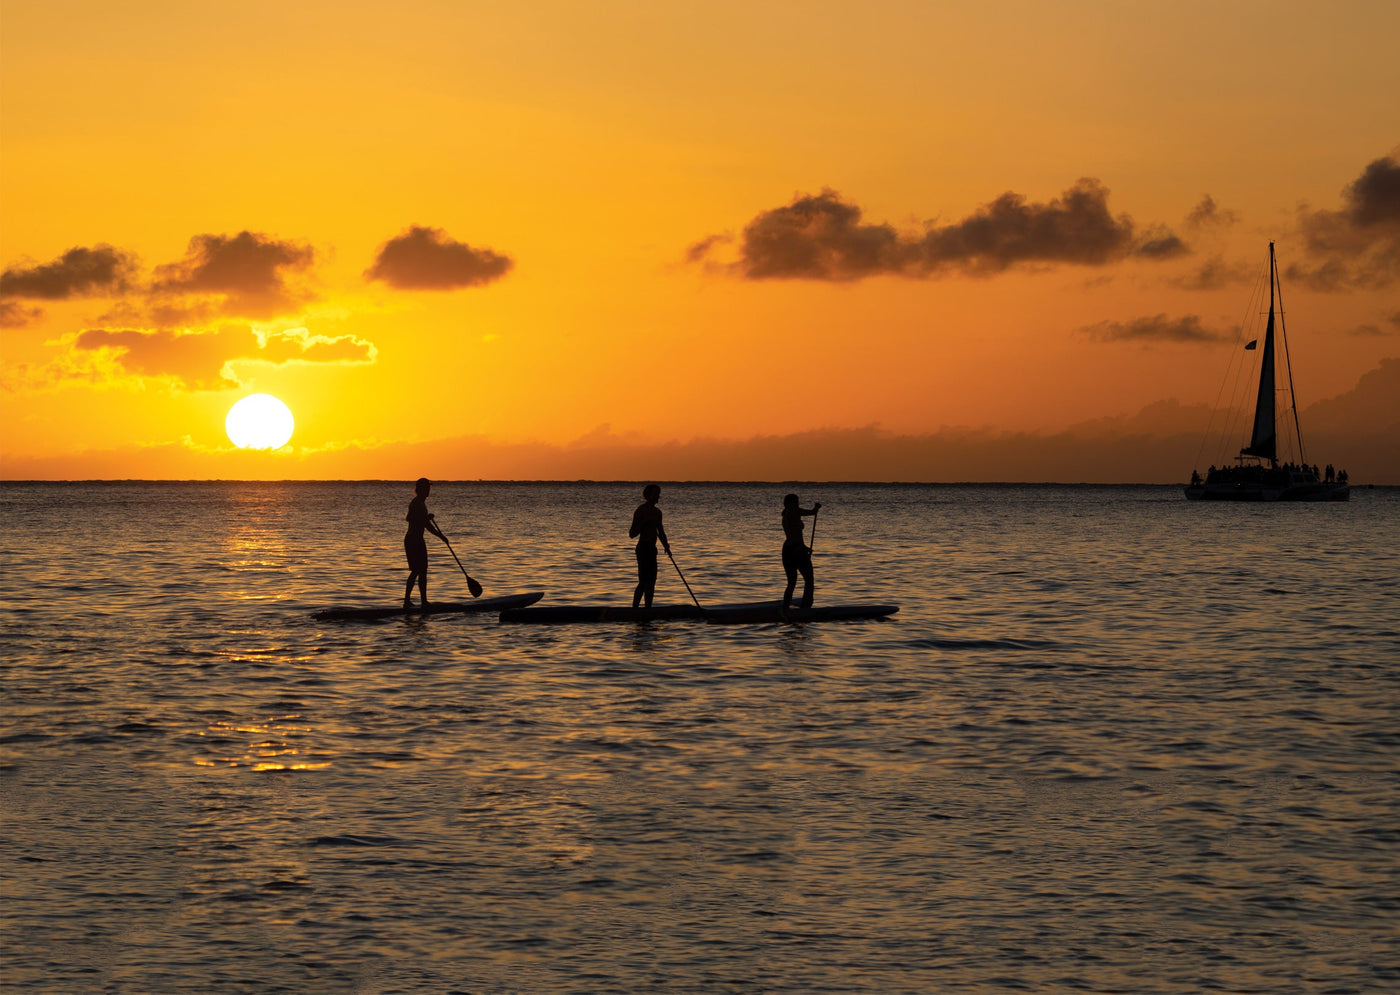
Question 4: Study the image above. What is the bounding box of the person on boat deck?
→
[629,484,670,609]
[404,477,445,609]
[781,493,821,610]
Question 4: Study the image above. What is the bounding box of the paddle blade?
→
[467,576,483,598]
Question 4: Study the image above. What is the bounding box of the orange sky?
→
[2,1,1398,482]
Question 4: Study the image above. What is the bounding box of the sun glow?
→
[225,394,295,450]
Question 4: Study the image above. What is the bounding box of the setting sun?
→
[225,394,295,450]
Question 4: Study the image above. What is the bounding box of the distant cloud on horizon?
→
[687,180,1190,281]
[12,359,1395,483]
[366,225,514,290]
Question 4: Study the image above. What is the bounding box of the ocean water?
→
[1,481,1396,994]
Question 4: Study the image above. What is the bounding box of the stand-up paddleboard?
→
[312,591,544,622]
[499,604,704,624]
[704,603,899,624]
[498,600,897,624]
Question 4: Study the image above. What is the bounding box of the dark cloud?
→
[1171,254,1256,291]
[1186,195,1239,229]
[1081,313,1225,343]
[732,191,905,280]
[693,181,1187,281]
[94,297,219,330]
[1288,151,1400,290]
[1347,311,1400,336]
[74,325,374,390]
[1346,154,1400,226]
[366,225,513,290]
[152,231,316,317]
[915,180,1170,273]
[0,244,137,300]
[1,300,45,328]
[1134,225,1190,259]
[684,233,732,265]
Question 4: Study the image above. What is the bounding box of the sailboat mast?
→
[1242,245,1279,464]
[1274,242,1307,465]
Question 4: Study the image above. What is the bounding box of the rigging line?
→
[1198,259,1268,468]
[1273,244,1307,466]
[1204,260,1271,470]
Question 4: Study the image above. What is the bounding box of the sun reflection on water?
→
[193,716,331,770]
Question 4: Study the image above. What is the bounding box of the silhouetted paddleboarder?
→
[630,484,670,609]
[781,493,821,609]
[404,477,446,608]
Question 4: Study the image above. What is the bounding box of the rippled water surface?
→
[2,482,1397,993]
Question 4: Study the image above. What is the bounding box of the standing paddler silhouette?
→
[403,477,481,609]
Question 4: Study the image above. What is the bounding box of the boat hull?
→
[312,591,545,621]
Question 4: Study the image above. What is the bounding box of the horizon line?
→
[0,478,1389,488]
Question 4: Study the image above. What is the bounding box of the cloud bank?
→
[366,225,514,290]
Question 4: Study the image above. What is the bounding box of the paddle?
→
[436,527,483,598]
[808,506,819,555]
[666,549,703,609]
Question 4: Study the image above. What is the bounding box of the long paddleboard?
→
[704,603,899,624]
[498,600,898,624]
[312,591,544,622]
[499,604,704,624]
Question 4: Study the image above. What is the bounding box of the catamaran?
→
[1185,242,1349,502]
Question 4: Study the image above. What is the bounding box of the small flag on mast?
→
[1244,339,1258,350]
